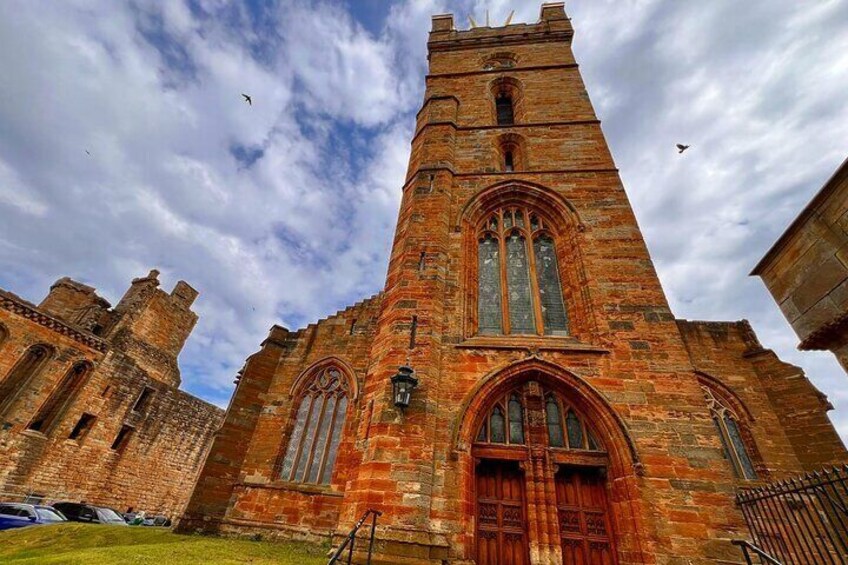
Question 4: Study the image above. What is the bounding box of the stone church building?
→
[0,270,223,518]
[179,4,847,564]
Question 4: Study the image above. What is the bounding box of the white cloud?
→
[0,0,846,446]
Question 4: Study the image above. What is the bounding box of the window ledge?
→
[457,336,608,353]
[18,429,48,441]
[237,478,344,498]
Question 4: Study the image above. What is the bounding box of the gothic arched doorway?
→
[467,373,626,565]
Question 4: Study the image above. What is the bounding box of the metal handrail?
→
[732,539,783,565]
[327,509,382,565]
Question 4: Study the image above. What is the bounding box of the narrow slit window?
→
[504,150,514,172]
[132,387,155,414]
[68,413,96,441]
[702,386,758,480]
[111,425,134,452]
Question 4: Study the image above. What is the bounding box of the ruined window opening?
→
[349,318,357,336]
[101,385,111,397]
[476,206,569,336]
[702,386,758,480]
[68,413,96,441]
[27,361,92,435]
[418,251,426,272]
[0,324,7,348]
[111,425,134,452]
[279,366,349,485]
[0,344,53,418]
[496,94,514,125]
[132,387,155,414]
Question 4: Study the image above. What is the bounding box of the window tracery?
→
[28,361,93,434]
[0,344,53,418]
[702,385,758,480]
[280,366,349,485]
[475,388,601,452]
[477,206,569,336]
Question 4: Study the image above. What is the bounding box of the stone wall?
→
[0,272,223,519]
[753,157,848,371]
[179,5,847,564]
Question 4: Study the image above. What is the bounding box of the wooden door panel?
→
[476,460,529,565]
[556,467,617,565]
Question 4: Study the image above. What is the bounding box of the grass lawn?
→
[0,523,329,564]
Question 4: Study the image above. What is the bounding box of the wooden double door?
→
[475,461,616,565]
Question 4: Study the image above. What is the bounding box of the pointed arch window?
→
[702,386,757,480]
[544,393,601,451]
[280,367,349,485]
[0,344,53,418]
[476,392,525,445]
[477,207,569,336]
[28,361,93,435]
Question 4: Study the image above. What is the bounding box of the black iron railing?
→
[732,539,783,564]
[327,509,382,565]
[736,465,848,564]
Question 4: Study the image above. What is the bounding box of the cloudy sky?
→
[1,0,846,440]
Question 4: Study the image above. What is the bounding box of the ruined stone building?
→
[0,269,223,518]
[753,156,848,374]
[179,5,846,564]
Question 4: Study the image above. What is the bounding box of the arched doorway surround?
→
[452,358,647,565]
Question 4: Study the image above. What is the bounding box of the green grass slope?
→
[0,523,328,564]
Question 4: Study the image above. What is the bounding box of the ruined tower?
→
[180,5,845,564]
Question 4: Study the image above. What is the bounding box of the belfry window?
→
[280,366,349,485]
[702,386,758,480]
[496,94,514,125]
[477,207,569,336]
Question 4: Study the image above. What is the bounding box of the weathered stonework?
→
[179,5,846,564]
[0,270,223,519]
[753,156,848,373]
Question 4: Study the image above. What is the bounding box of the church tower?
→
[180,5,846,564]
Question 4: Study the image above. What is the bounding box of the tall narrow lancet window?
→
[476,207,569,336]
[702,386,758,480]
[280,366,349,485]
[28,362,93,434]
[0,345,52,418]
[496,94,514,125]
[0,324,7,349]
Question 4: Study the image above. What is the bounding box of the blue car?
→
[0,502,67,530]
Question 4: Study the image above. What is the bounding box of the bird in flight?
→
[85,150,91,156]
[676,144,690,154]
[242,93,252,106]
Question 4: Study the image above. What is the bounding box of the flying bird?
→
[85,150,91,156]
[242,93,252,106]
[676,144,690,154]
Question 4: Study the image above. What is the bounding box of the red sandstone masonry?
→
[0,271,222,518]
[179,5,846,564]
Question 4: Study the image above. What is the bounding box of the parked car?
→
[0,502,66,531]
[51,502,127,526]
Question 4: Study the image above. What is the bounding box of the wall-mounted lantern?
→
[391,365,418,410]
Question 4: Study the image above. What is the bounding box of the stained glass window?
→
[280,367,349,485]
[490,406,506,443]
[506,234,535,334]
[478,235,503,335]
[546,395,564,448]
[534,235,569,335]
[476,207,569,336]
[508,394,525,444]
[702,385,758,480]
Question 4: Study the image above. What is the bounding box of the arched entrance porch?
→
[453,359,647,565]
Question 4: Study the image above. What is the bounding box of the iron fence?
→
[736,465,848,564]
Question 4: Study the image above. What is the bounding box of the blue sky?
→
[1,0,847,441]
